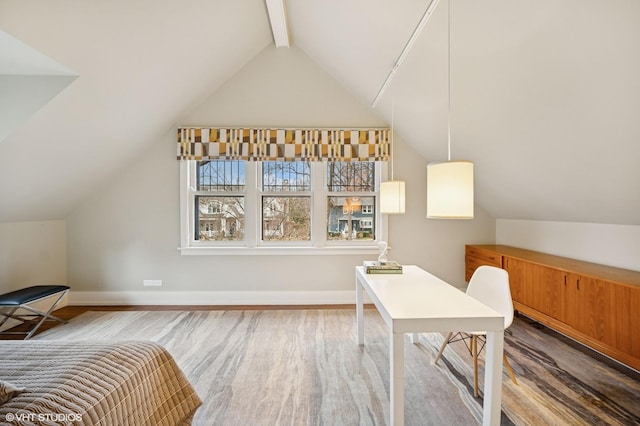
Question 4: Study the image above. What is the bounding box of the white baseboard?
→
[68,290,369,306]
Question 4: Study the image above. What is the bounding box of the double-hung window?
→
[193,160,245,243]
[261,161,312,242]
[178,127,390,254]
[326,162,377,242]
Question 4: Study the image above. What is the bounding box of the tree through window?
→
[185,160,380,248]
[195,161,245,241]
[261,162,311,241]
[327,162,376,241]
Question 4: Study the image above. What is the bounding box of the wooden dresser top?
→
[468,244,640,288]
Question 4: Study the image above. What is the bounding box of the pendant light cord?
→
[447,0,452,162]
[391,95,395,180]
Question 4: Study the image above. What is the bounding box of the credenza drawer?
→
[466,246,503,267]
[465,246,503,281]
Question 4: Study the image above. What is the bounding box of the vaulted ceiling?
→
[1,0,639,225]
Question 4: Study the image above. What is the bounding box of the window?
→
[193,161,245,242]
[261,161,311,241]
[360,219,373,229]
[180,159,386,254]
[326,162,376,242]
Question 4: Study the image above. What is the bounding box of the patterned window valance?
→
[177,127,390,162]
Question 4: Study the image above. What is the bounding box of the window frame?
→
[258,161,313,246]
[179,160,387,255]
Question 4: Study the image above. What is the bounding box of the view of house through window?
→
[327,162,376,241]
[195,161,245,241]
[188,159,379,247]
[261,161,311,241]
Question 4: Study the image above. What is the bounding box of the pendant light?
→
[426,0,474,219]
[380,97,406,214]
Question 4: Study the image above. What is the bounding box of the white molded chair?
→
[434,265,517,397]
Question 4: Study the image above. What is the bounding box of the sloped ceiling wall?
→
[0,0,271,221]
[450,1,640,225]
[287,0,640,225]
[0,31,78,143]
[1,0,638,225]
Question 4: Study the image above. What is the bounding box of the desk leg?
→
[483,330,504,426]
[356,274,364,346]
[390,332,404,426]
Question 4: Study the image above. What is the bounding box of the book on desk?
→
[363,260,403,274]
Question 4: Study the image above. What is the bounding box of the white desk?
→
[356,265,504,426]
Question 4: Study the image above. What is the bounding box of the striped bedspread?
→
[0,341,201,425]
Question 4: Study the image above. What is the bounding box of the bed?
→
[0,341,201,425]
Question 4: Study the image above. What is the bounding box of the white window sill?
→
[178,246,381,256]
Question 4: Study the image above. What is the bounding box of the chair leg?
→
[473,335,479,397]
[504,354,517,385]
[434,332,453,364]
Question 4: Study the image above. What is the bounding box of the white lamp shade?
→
[380,180,406,214]
[426,161,474,219]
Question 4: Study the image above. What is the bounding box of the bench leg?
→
[0,290,69,339]
[24,290,69,339]
[0,306,20,329]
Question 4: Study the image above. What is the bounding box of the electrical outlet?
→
[143,279,162,287]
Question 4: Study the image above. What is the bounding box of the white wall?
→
[385,126,495,287]
[65,46,494,303]
[0,220,68,332]
[496,219,640,271]
[0,220,67,293]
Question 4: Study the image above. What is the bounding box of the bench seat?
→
[0,285,70,339]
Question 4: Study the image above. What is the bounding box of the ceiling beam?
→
[265,0,290,48]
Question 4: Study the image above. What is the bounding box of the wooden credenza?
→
[466,244,640,372]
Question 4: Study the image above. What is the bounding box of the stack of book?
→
[363,260,403,274]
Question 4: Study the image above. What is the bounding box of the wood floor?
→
[0,304,366,340]
[21,307,640,425]
[3,304,638,382]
